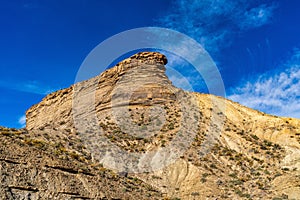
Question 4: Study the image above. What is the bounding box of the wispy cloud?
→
[156,0,277,94]
[0,80,57,95]
[238,3,276,30]
[228,49,300,118]
[18,115,26,127]
[159,50,208,92]
[157,0,277,53]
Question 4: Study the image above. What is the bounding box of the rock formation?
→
[1,52,300,199]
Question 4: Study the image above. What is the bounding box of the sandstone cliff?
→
[1,52,300,199]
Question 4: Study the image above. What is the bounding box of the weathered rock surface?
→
[0,127,163,199]
[26,52,169,132]
[1,52,300,199]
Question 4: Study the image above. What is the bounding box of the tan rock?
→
[1,51,299,199]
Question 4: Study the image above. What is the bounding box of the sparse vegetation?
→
[1,56,300,199]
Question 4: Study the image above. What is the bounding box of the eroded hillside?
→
[1,52,299,199]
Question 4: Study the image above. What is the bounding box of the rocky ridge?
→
[1,52,300,199]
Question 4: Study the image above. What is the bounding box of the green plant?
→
[230,179,243,185]
[191,192,200,197]
[69,151,81,160]
[242,193,251,198]
[151,175,161,179]
[264,140,272,147]
[234,189,243,197]
[156,119,162,126]
[168,123,175,130]
[251,134,259,140]
[210,163,217,169]
[272,198,282,200]
[24,138,47,150]
[200,177,207,183]
[229,173,237,178]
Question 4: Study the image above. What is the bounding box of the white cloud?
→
[167,68,207,92]
[238,4,276,30]
[21,81,56,95]
[158,50,208,92]
[18,115,26,127]
[168,74,193,91]
[157,0,276,53]
[228,50,300,119]
[155,0,277,96]
[0,80,57,95]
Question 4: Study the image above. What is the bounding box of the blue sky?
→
[1,0,300,128]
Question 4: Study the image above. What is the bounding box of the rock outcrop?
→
[1,52,300,199]
[26,52,172,132]
[0,127,163,199]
